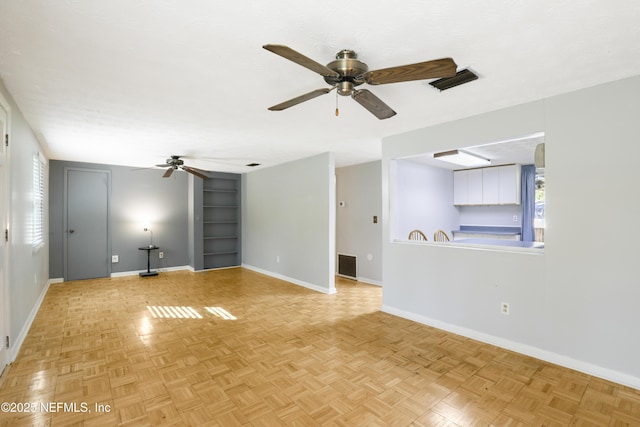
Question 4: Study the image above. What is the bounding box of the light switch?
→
[373,216,378,224]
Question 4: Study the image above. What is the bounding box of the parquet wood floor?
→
[1,268,639,426]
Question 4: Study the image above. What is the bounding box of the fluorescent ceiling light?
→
[433,149,490,167]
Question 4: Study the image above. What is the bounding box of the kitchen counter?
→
[452,225,522,236]
[452,238,544,249]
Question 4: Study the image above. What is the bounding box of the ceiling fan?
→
[263,44,458,119]
[156,155,208,179]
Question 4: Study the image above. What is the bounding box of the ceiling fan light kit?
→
[263,44,463,120]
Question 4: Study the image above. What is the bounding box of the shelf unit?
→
[202,174,241,269]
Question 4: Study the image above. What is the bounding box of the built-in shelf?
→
[203,220,237,224]
[200,174,241,270]
[204,189,237,193]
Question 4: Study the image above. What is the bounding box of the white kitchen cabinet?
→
[498,164,521,204]
[481,167,500,204]
[453,168,484,205]
[467,169,483,205]
[453,170,467,205]
[453,164,521,205]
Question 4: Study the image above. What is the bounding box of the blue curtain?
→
[521,165,536,242]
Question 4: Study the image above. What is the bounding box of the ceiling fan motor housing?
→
[324,49,368,96]
[168,156,184,165]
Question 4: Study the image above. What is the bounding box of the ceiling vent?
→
[429,68,478,91]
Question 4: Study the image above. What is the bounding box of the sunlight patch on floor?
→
[146,305,203,319]
[205,307,237,320]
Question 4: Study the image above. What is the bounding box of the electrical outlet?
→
[501,302,510,315]
[159,252,164,259]
[276,255,280,263]
[513,215,518,222]
[111,255,119,263]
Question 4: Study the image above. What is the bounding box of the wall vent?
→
[337,254,357,280]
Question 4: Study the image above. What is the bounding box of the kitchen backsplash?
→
[457,204,523,227]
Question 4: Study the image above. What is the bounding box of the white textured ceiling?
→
[1,1,639,173]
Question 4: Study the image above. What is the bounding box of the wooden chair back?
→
[433,229,450,242]
[408,229,427,241]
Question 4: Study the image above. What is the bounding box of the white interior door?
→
[0,101,9,372]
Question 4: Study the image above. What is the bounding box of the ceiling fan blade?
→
[268,88,333,111]
[182,166,208,179]
[351,89,397,120]
[163,167,174,178]
[263,44,340,78]
[155,163,169,168]
[364,58,457,85]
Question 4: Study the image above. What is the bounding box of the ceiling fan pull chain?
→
[335,88,339,117]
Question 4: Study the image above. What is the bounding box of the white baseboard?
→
[10,280,51,361]
[49,278,64,284]
[110,265,192,278]
[242,264,336,294]
[357,276,382,286]
[381,304,640,391]
[194,265,241,273]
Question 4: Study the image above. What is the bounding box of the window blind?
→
[33,153,45,247]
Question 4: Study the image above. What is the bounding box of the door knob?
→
[69,229,75,234]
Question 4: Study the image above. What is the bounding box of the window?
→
[33,152,45,248]
[534,172,545,242]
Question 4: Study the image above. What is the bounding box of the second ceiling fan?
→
[263,44,458,119]
[156,155,208,179]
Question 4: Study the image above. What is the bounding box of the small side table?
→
[138,245,159,277]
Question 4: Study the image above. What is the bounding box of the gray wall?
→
[0,79,49,356]
[393,160,460,241]
[381,74,640,388]
[242,152,336,294]
[335,161,382,284]
[49,161,190,278]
